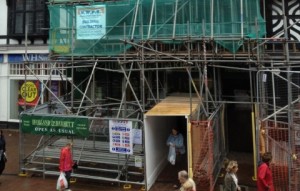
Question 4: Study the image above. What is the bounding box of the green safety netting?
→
[48,0,266,56]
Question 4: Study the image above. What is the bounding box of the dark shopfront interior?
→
[221,68,254,153]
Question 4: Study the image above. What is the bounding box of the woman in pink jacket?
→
[257,152,274,191]
[59,142,74,191]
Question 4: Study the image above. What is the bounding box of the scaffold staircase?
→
[22,134,145,185]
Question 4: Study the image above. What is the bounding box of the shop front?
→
[6,54,66,123]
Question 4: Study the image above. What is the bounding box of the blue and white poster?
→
[76,5,106,40]
[109,120,133,155]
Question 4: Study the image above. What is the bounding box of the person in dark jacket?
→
[224,160,241,191]
[0,130,6,178]
[257,152,274,191]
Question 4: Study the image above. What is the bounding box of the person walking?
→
[182,180,195,191]
[59,142,74,191]
[178,170,196,191]
[257,152,274,191]
[0,130,6,183]
[224,160,241,191]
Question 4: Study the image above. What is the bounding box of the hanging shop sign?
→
[0,54,3,63]
[50,81,59,100]
[18,81,39,106]
[109,120,133,155]
[8,54,48,63]
[76,5,106,40]
[21,114,90,137]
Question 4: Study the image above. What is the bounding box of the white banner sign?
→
[76,5,106,40]
[133,129,142,145]
[135,156,143,168]
[109,120,133,155]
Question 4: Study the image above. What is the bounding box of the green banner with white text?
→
[21,115,90,137]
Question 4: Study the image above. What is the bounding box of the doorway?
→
[144,116,188,189]
[221,68,253,152]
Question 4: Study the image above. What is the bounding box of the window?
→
[8,0,48,39]
[265,0,300,40]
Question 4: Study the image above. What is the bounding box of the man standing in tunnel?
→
[167,127,185,165]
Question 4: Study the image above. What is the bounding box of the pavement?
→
[0,129,174,191]
[0,129,257,191]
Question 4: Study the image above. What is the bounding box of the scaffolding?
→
[18,0,300,190]
[48,0,265,55]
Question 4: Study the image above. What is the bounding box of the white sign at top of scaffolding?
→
[76,5,106,40]
[109,120,133,155]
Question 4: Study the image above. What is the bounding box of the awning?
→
[145,94,200,116]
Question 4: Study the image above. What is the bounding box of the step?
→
[21,168,145,185]
[25,161,143,176]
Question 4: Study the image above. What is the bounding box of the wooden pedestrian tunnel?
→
[144,94,225,191]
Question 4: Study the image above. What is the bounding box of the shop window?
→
[7,0,49,42]
[10,80,64,120]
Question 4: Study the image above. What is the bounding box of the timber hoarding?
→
[21,114,90,137]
